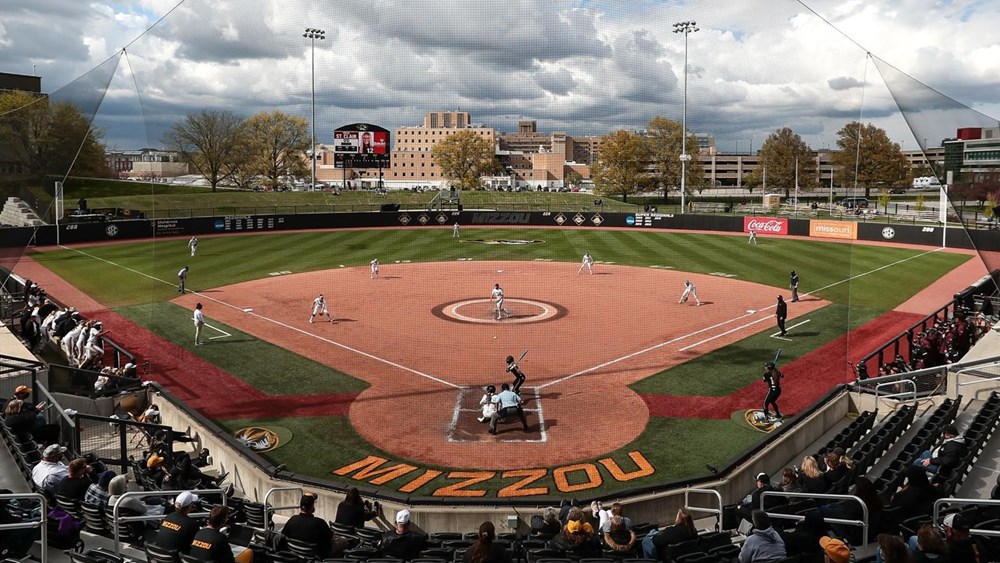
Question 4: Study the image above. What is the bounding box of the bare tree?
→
[162,110,247,191]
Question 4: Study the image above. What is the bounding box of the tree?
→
[644,116,705,196]
[877,188,892,214]
[565,170,583,188]
[0,91,107,177]
[831,121,909,198]
[592,130,651,202]
[162,110,247,191]
[744,128,817,198]
[244,111,310,189]
[432,130,499,190]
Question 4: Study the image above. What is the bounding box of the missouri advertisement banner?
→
[810,220,858,240]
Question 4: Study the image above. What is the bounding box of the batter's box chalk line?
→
[447,386,547,443]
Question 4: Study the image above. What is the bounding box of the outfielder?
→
[506,354,526,394]
[453,222,461,238]
[577,252,594,275]
[491,283,510,320]
[748,229,757,245]
[189,236,199,256]
[309,294,333,323]
[370,258,380,279]
[679,280,701,306]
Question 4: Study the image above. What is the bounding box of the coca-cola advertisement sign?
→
[744,217,788,235]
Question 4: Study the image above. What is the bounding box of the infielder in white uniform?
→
[370,258,380,279]
[748,229,757,245]
[309,294,333,323]
[189,237,199,256]
[577,252,594,275]
[679,280,702,306]
[491,283,510,320]
[193,303,205,345]
[453,222,461,238]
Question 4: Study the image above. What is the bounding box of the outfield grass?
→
[28,229,972,497]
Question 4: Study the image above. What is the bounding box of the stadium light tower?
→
[673,20,698,213]
[304,27,326,191]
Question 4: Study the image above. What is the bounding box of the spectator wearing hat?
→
[381,509,430,561]
[941,513,983,563]
[819,536,852,563]
[190,505,253,563]
[31,444,69,494]
[84,470,116,509]
[913,425,968,476]
[9,385,46,426]
[734,472,778,526]
[55,457,93,501]
[739,510,786,563]
[154,491,201,552]
[283,492,349,558]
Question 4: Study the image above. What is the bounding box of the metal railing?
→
[852,366,949,400]
[0,492,47,563]
[263,486,304,528]
[110,488,227,555]
[933,498,1000,538]
[760,491,869,546]
[76,412,169,471]
[875,379,918,410]
[684,487,723,531]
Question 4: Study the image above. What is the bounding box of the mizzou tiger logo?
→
[234,427,280,452]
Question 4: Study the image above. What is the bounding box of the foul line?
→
[59,246,460,389]
[205,323,231,340]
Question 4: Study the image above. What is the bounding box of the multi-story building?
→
[387,111,496,187]
[105,148,188,179]
[944,127,1000,182]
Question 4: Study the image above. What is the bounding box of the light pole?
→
[673,20,698,213]
[303,27,325,191]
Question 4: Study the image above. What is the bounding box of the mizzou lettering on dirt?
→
[332,450,655,498]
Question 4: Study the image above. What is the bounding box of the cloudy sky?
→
[2,0,998,152]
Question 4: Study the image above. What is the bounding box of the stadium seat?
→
[144,542,181,563]
[286,537,322,560]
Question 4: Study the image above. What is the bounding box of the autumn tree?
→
[645,116,705,195]
[565,170,583,188]
[0,91,107,177]
[744,128,817,198]
[162,110,247,191]
[432,130,499,190]
[244,110,310,189]
[592,130,651,203]
[831,121,909,198]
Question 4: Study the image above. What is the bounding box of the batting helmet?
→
[765,362,776,369]
[506,355,514,363]
[486,385,496,393]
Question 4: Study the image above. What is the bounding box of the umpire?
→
[489,383,529,435]
[762,362,783,421]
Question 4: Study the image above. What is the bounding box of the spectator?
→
[334,487,379,528]
[3,400,36,442]
[55,458,93,501]
[189,505,251,563]
[888,466,941,516]
[739,510,786,563]
[798,456,829,494]
[596,501,632,534]
[781,467,802,493]
[0,488,40,558]
[31,444,69,494]
[940,514,983,563]
[782,511,829,563]
[84,470,116,509]
[824,453,850,491]
[819,536,851,563]
[643,507,697,559]
[463,521,511,563]
[822,476,883,545]
[913,425,967,476]
[907,524,946,563]
[734,472,777,526]
[549,506,601,558]
[154,491,201,552]
[381,509,429,561]
[283,492,349,558]
[604,515,637,554]
[107,474,164,517]
[876,534,910,563]
[531,506,562,540]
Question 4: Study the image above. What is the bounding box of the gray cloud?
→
[828,76,866,91]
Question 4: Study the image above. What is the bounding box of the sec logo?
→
[105,225,119,238]
[881,227,895,240]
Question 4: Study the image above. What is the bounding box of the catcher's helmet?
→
[506,355,514,363]
[765,361,776,369]
[486,385,496,393]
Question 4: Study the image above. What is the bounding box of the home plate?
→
[243,308,253,313]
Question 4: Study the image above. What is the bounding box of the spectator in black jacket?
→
[735,472,779,525]
[888,466,941,516]
[941,513,984,563]
[154,491,201,553]
[381,509,429,561]
[334,487,379,528]
[548,507,601,558]
[798,456,829,495]
[189,505,251,563]
[781,511,829,563]
[643,507,697,559]
[531,506,562,540]
[55,458,93,501]
[285,493,349,558]
[913,425,967,476]
[463,521,511,563]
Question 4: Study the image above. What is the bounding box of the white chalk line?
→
[447,387,546,443]
[769,319,812,339]
[205,323,231,340]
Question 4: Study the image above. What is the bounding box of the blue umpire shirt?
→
[494,389,522,410]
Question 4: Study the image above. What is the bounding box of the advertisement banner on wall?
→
[743,216,789,235]
[810,220,858,240]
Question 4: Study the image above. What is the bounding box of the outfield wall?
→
[10,210,1000,249]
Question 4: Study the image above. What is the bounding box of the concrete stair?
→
[0,197,45,227]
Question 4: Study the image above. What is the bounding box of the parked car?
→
[838,197,869,209]
[889,187,907,194]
